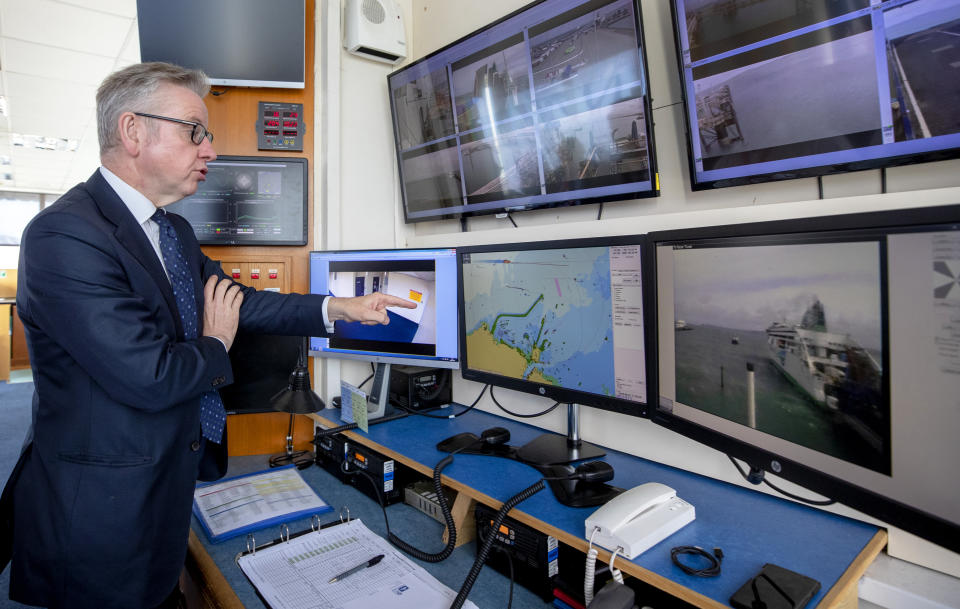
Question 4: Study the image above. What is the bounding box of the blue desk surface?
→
[315,407,883,609]
[191,455,553,609]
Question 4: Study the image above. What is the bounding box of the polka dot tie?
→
[152,209,226,444]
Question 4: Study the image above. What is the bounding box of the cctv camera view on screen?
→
[656,223,960,529]
[667,238,889,474]
[389,0,657,222]
[165,158,307,245]
[309,249,459,364]
[673,0,960,188]
[461,242,646,404]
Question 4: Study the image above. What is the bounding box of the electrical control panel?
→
[257,101,304,151]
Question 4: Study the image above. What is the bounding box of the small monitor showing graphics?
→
[459,236,650,415]
[165,156,307,246]
[309,248,459,368]
[650,205,960,553]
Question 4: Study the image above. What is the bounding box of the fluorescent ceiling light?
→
[11,133,79,152]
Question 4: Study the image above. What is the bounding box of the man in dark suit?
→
[0,62,413,608]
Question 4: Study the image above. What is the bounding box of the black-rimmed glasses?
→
[133,112,214,145]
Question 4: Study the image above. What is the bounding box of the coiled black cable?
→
[387,454,457,562]
[343,454,458,562]
[450,480,545,609]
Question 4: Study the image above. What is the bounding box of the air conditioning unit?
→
[343,0,407,65]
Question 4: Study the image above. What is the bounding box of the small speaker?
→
[343,0,407,65]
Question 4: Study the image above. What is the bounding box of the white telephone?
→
[585,482,695,559]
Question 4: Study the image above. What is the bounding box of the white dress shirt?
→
[98,166,335,340]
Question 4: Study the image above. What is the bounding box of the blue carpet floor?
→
[0,381,33,609]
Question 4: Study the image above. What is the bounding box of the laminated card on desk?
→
[237,518,479,609]
[340,380,369,432]
[193,465,333,543]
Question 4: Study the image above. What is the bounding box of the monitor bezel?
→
[387,0,660,224]
[668,1,960,192]
[307,247,461,369]
[137,0,306,90]
[458,234,654,417]
[181,155,308,246]
[647,203,960,553]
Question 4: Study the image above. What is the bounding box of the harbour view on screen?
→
[673,0,960,188]
[655,221,960,533]
[671,240,888,473]
[309,249,459,365]
[461,244,646,403]
[389,0,657,222]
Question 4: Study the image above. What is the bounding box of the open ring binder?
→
[236,508,353,562]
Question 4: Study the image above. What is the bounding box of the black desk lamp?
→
[268,346,325,469]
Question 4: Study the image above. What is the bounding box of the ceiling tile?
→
[119,20,140,62]
[4,72,97,110]
[8,102,92,138]
[1,0,132,57]
[2,38,116,85]
[56,0,136,19]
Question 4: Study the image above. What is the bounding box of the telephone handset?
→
[585,482,695,559]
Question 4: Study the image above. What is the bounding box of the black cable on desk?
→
[489,386,561,419]
[357,362,376,390]
[451,479,545,609]
[344,453,459,563]
[670,545,723,577]
[728,455,835,506]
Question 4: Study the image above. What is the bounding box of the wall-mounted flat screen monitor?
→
[458,235,651,416]
[389,0,659,222]
[650,204,960,553]
[309,248,460,369]
[137,0,305,89]
[671,0,960,190]
[164,156,308,246]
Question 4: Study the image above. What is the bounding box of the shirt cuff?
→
[322,297,335,334]
[211,336,228,351]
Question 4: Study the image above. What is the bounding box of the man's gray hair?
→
[96,62,210,154]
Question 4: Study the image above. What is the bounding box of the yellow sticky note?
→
[408,290,422,303]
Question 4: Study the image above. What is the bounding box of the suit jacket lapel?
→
[83,170,185,338]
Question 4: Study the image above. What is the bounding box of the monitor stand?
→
[516,403,605,466]
[366,363,391,420]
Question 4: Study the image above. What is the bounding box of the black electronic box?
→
[389,365,452,411]
[315,430,410,506]
[475,503,559,601]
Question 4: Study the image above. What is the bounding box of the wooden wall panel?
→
[205,0,318,456]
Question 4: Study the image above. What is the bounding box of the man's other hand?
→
[327,293,417,326]
[202,276,243,350]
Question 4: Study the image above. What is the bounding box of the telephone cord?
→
[584,527,600,606]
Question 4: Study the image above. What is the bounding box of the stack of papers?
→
[238,518,479,609]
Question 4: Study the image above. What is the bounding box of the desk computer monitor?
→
[650,204,960,553]
[458,235,653,464]
[309,248,459,416]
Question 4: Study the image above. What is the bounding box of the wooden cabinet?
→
[11,305,29,369]
[1,304,10,382]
